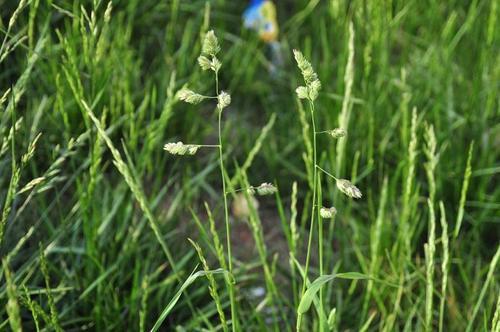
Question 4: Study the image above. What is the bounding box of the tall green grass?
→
[1,0,498,331]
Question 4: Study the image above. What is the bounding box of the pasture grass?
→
[1,0,499,331]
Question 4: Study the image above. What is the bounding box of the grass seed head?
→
[293,49,317,85]
[255,183,277,196]
[308,79,321,101]
[320,207,337,219]
[336,179,362,199]
[17,177,45,196]
[329,128,347,138]
[198,56,212,71]
[217,91,231,110]
[293,49,321,100]
[202,30,220,56]
[296,86,308,99]
[164,142,200,155]
[104,1,113,23]
[198,55,221,72]
[177,88,205,104]
[0,88,11,106]
[211,57,221,72]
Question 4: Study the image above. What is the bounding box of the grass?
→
[1,0,499,331]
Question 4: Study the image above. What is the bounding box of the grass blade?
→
[298,272,369,315]
[151,268,227,332]
[454,142,473,238]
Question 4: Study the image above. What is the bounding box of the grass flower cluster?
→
[292,48,365,331]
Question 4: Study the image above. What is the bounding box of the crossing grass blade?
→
[298,272,370,315]
[151,268,227,332]
[454,142,474,238]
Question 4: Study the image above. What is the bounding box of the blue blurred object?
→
[243,0,282,72]
[243,0,278,42]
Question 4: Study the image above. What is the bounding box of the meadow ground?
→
[0,0,499,331]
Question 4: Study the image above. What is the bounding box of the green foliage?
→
[0,0,498,331]
[151,268,227,332]
[298,272,370,315]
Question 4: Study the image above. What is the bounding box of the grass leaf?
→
[298,272,369,314]
[151,268,227,332]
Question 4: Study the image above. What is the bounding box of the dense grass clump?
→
[1,1,499,331]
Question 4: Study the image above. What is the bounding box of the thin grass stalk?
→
[454,142,473,238]
[2,259,22,332]
[215,68,238,332]
[190,207,216,253]
[139,275,149,332]
[205,202,228,270]
[0,0,28,60]
[0,151,20,246]
[438,201,449,332]
[28,0,41,52]
[491,293,500,332]
[383,273,404,332]
[0,102,42,246]
[39,247,62,332]
[21,285,42,331]
[335,21,355,179]
[425,199,436,331]
[465,245,500,332]
[362,176,388,320]
[360,311,377,332]
[218,106,239,332]
[0,99,18,246]
[275,189,293,255]
[424,123,438,204]
[296,100,313,189]
[424,123,438,330]
[399,107,418,261]
[188,239,228,332]
[399,69,411,148]
[317,172,325,332]
[290,181,299,306]
[297,99,318,332]
[241,183,283,330]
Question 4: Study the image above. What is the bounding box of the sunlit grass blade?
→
[454,141,473,238]
[298,272,370,315]
[465,245,500,332]
[151,268,227,332]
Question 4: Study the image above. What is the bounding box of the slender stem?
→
[218,110,237,331]
[316,165,338,181]
[197,144,220,148]
[170,144,220,148]
[218,112,231,274]
[215,70,238,331]
[298,100,318,331]
[226,186,253,195]
[215,71,219,96]
[317,172,324,332]
[0,26,11,59]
